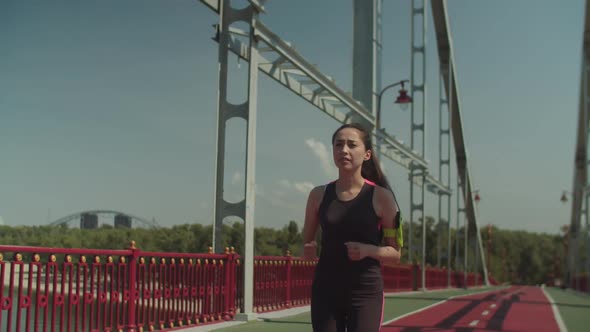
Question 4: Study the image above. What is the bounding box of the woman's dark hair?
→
[331,123,391,190]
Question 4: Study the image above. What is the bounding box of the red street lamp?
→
[560,191,569,203]
[376,79,413,133]
[393,81,413,110]
[472,190,481,204]
[560,186,590,203]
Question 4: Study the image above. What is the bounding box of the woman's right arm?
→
[302,186,323,259]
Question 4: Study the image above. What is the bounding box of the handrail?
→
[0,244,486,331]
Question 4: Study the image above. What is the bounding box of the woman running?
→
[303,123,402,332]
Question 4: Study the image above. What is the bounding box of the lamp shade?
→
[395,89,412,109]
[561,192,568,203]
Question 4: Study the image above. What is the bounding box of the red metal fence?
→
[0,243,483,332]
[0,243,238,332]
[572,273,589,293]
[251,256,315,313]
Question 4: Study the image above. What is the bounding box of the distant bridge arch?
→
[48,210,160,229]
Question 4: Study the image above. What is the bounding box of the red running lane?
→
[382,286,561,332]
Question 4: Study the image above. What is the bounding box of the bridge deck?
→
[192,287,589,332]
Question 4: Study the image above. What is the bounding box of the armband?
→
[383,228,404,248]
[383,228,396,238]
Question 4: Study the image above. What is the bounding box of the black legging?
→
[311,283,384,332]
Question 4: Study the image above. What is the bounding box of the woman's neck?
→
[336,172,365,190]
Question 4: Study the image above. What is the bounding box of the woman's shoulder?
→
[311,180,339,200]
[371,184,395,204]
[309,184,329,199]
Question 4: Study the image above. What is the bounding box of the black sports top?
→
[314,179,383,290]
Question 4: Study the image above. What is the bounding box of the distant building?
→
[114,214,132,228]
[80,213,98,229]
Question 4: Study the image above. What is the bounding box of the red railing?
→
[572,273,589,293]
[252,256,315,313]
[425,267,451,289]
[382,264,413,291]
[383,265,483,291]
[0,243,238,332]
[0,244,486,331]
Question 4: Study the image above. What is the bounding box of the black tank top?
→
[315,179,383,290]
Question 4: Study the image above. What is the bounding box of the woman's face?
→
[332,128,371,171]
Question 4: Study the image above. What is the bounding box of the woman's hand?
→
[303,240,318,260]
[344,242,371,261]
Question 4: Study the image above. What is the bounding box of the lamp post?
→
[560,187,590,291]
[487,224,492,282]
[465,190,481,287]
[376,80,413,137]
[502,247,507,283]
[560,186,590,202]
[560,190,577,290]
[374,79,413,283]
[473,192,481,286]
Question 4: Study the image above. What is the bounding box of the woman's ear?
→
[364,149,372,161]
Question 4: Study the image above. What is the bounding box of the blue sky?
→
[0,0,584,235]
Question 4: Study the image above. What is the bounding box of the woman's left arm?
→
[344,187,401,266]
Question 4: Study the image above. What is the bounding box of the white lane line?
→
[380,299,448,326]
[381,287,508,326]
[482,310,489,316]
[541,287,568,332]
[490,303,496,308]
[469,320,479,327]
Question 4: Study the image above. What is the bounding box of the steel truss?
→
[409,0,428,289]
[569,0,590,291]
[203,0,449,191]
[200,0,486,317]
[431,0,488,285]
[437,45,453,286]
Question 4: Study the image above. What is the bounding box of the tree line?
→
[0,219,576,285]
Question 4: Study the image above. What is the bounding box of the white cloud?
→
[271,190,287,198]
[278,179,315,194]
[294,181,314,194]
[256,184,292,210]
[305,138,336,177]
[231,171,242,185]
[278,179,291,188]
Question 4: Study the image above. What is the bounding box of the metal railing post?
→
[286,252,292,308]
[223,247,234,320]
[126,241,139,332]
